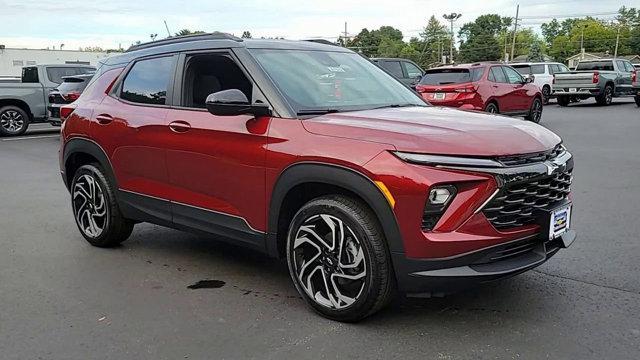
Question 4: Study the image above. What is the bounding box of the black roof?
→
[104,32,351,67]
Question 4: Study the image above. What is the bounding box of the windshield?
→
[46,67,95,84]
[249,49,425,115]
[576,61,614,71]
[419,68,483,85]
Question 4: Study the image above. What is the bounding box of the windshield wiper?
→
[296,109,341,116]
[368,103,425,110]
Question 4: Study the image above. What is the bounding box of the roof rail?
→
[126,32,242,52]
[303,39,338,46]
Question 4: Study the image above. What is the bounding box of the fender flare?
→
[62,137,116,190]
[266,162,405,258]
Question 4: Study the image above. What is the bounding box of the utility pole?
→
[614,26,620,58]
[580,26,585,59]
[163,20,171,37]
[510,4,519,62]
[342,22,349,47]
[443,13,462,64]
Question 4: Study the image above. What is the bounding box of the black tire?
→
[596,84,613,105]
[557,96,570,107]
[524,97,543,123]
[485,102,499,114]
[541,86,551,105]
[286,195,394,322]
[635,95,640,107]
[70,164,134,247]
[0,105,29,136]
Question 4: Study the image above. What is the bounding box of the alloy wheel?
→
[72,174,108,238]
[531,99,542,122]
[291,214,367,310]
[0,110,25,134]
[605,87,613,104]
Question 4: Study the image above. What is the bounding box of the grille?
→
[497,145,564,167]
[483,169,573,230]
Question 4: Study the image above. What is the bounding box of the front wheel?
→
[525,97,543,123]
[485,102,499,114]
[286,195,394,322]
[0,106,29,136]
[71,164,134,247]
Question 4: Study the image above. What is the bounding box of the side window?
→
[624,61,635,72]
[383,61,404,79]
[616,60,628,72]
[22,67,39,83]
[489,66,507,83]
[121,56,174,105]
[559,64,570,72]
[531,64,545,74]
[403,62,423,78]
[503,66,524,84]
[470,67,484,81]
[182,53,253,109]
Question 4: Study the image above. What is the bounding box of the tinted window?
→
[531,64,545,74]
[576,61,614,71]
[46,67,95,84]
[489,66,507,83]
[420,68,481,85]
[22,67,39,83]
[403,62,423,78]
[616,60,627,72]
[503,66,524,84]
[383,61,404,78]
[121,57,174,105]
[57,75,93,93]
[512,65,531,75]
[250,49,424,113]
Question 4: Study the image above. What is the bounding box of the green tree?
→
[527,41,544,62]
[416,16,450,66]
[541,19,561,46]
[459,33,501,62]
[348,26,404,57]
[175,29,205,37]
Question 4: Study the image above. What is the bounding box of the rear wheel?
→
[286,195,394,322]
[635,95,640,107]
[542,86,551,105]
[596,85,613,105]
[0,106,29,136]
[485,102,499,114]
[71,164,134,247]
[557,96,570,107]
[524,97,543,123]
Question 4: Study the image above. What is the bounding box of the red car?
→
[59,34,574,322]
[416,63,544,122]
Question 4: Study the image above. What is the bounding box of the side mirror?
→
[205,89,271,117]
[524,74,535,84]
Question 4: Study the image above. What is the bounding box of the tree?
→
[241,31,252,39]
[527,41,544,62]
[541,19,561,46]
[416,16,450,66]
[348,26,404,57]
[459,33,501,62]
[175,29,205,36]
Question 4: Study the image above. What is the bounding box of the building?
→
[0,47,109,77]
[566,51,640,69]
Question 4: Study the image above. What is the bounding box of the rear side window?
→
[512,65,531,75]
[625,62,636,72]
[57,76,91,93]
[383,61,404,78]
[22,67,39,83]
[576,61,614,71]
[403,62,423,78]
[488,66,507,83]
[531,64,545,74]
[121,56,174,105]
[420,68,480,85]
[46,67,94,84]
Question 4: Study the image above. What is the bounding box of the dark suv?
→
[59,33,576,322]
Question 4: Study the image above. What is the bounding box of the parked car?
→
[511,62,570,104]
[48,73,94,126]
[371,57,425,87]
[415,63,544,122]
[0,64,95,136]
[553,59,637,106]
[60,33,575,322]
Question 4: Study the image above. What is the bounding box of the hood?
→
[302,106,561,157]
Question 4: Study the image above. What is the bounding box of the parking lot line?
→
[1,134,60,141]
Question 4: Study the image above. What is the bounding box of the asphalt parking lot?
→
[1,100,639,360]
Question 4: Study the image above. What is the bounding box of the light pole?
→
[443,13,462,64]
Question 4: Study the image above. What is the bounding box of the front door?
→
[164,52,270,248]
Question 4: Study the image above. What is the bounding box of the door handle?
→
[169,120,191,133]
[96,114,114,124]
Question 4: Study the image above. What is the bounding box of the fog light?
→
[429,187,452,205]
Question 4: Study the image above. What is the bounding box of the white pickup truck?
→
[0,64,95,136]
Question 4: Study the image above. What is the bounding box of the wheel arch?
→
[62,137,116,191]
[267,162,404,259]
[0,98,33,121]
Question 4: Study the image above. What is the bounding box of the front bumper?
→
[394,230,576,296]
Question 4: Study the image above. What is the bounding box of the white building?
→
[0,47,110,77]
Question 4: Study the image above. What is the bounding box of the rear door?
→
[91,55,177,223]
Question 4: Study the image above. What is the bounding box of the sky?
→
[0,0,637,50]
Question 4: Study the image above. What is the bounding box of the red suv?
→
[416,63,544,122]
[59,34,575,322]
